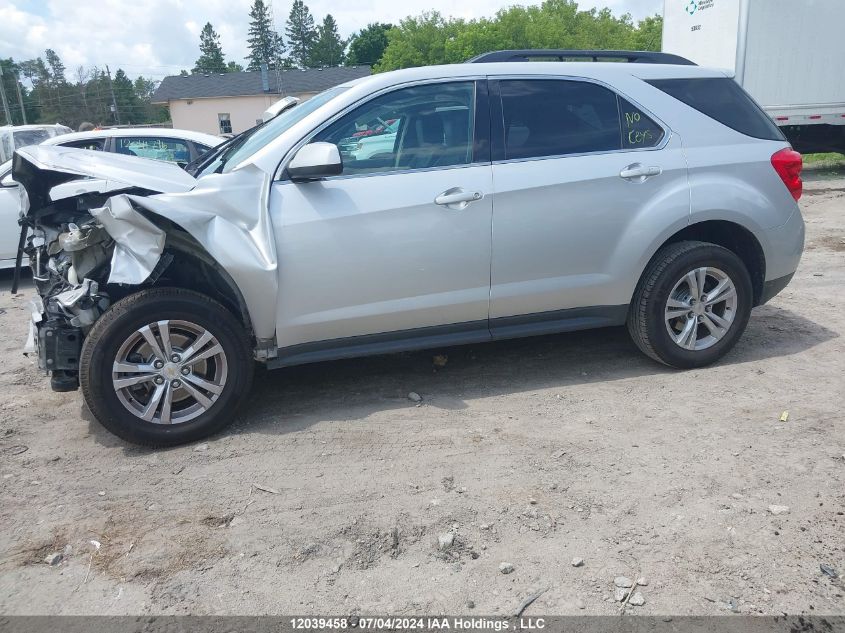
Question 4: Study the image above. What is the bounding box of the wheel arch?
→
[104,227,255,342]
[639,220,767,306]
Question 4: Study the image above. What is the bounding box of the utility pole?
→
[14,70,27,124]
[105,65,121,125]
[0,65,14,125]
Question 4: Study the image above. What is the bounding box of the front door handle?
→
[620,163,662,182]
[434,188,483,209]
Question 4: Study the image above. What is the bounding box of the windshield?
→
[211,85,348,175]
[188,130,247,177]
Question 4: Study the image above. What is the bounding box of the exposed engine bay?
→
[12,145,280,393]
[20,185,160,391]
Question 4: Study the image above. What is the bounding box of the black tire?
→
[80,287,254,447]
[627,240,753,369]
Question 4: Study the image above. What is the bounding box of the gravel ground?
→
[0,174,843,616]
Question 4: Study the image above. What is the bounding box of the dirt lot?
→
[0,174,843,617]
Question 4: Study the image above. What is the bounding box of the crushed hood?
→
[13,145,196,212]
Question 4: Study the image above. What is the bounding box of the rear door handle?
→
[620,164,662,181]
[434,188,483,209]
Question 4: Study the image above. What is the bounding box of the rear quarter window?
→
[619,98,664,149]
[647,77,785,142]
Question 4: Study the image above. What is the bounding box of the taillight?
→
[771,148,803,201]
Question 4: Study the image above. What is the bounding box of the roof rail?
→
[467,49,696,66]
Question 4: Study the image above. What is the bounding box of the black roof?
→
[152,66,372,102]
[468,50,696,65]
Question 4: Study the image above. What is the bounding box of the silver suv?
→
[13,50,805,446]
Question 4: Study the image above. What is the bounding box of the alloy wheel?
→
[111,320,228,424]
[664,266,738,351]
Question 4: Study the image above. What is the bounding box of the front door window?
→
[311,82,476,176]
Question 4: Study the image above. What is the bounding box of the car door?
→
[488,77,690,335]
[0,167,21,266]
[269,79,493,353]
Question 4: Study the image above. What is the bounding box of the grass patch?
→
[803,152,845,165]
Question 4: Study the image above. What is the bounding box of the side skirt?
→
[267,304,628,370]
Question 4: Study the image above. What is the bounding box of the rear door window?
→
[114,137,191,163]
[498,79,622,160]
[647,77,785,141]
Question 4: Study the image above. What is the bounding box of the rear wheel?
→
[80,287,254,446]
[628,241,753,368]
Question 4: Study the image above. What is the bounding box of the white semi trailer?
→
[662,0,845,153]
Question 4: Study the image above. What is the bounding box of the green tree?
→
[133,76,157,101]
[375,12,464,71]
[286,0,317,67]
[226,61,245,72]
[1,54,170,129]
[134,76,169,124]
[24,50,73,124]
[246,0,285,70]
[44,48,66,84]
[111,68,142,124]
[346,23,392,66]
[19,57,49,87]
[632,15,663,51]
[193,22,228,73]
[310,14,345,66]
[0,59,37,125]
[376,0,645,72]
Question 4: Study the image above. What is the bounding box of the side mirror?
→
[288,142,342,181]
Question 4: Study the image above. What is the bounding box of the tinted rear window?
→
[648,78,784,141]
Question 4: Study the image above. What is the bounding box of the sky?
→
[0,0,663,80]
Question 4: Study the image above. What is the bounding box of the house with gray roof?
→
[152,66,371,136]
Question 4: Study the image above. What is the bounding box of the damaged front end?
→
[13,144,279,395]
[24,221,115,391]
[13,146,197,392]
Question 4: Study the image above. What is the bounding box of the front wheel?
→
[80,287,254,446]
[628,241,753,368]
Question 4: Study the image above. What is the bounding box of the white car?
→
[0,128,223,269]
[0,124,72,163]
[349,120,401,160]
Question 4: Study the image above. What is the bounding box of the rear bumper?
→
[758,273,795,305]
[763,207,805,286]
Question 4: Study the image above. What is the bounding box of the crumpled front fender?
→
[94,165,279,341]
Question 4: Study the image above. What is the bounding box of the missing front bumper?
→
[24,297,82,392]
